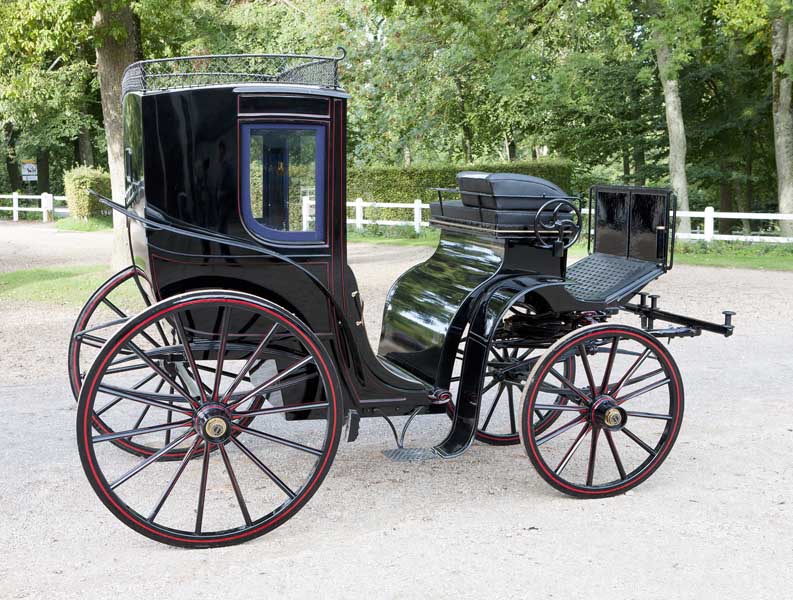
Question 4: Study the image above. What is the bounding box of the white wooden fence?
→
[2,191,792,243]
[337,198,793,243]
[0,192,68,222]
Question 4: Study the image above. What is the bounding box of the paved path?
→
[0,223,790,599]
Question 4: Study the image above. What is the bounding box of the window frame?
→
[239,122,326,244]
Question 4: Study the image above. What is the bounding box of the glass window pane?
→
[246,126,322,240]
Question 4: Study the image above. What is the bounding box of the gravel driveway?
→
[0,223,790,599]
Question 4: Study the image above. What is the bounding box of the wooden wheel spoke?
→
[226,357,315,410]
[124,340,198,409]
[604,430,627,479]
[92,418,192,443]
[610,348,652,397]
[578,344,598,397]
[535,414,587,446]
[75,316,130,338]
[219,444,252,526]
[586,428,600,486]
[95,373,156,416]
[233,400,328,420]
[617,378,670,405]
[507,386,517,434]
[195,444,211,533]
[622,427,657,456]
[231,437,296,499]
[212,307,231,402]
[171,314,208,405]
[481,384,505,431]
[222,323,279,402]
[234,425,323,456]
[109,431,195,489]
[533,404,586,412]
[148,438,203,522]
[599,337,619,394]
[625,410,673,421]
[103,297,162,348]
[555,424,591,474]
[97,383,193,415]
[549,368,591,404]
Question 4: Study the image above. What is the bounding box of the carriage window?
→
[241,124,325,242]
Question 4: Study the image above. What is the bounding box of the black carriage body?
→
[120,54,733,435]
[123,80,438,417]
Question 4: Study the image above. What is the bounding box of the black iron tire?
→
[519,324,684,498]
[77,290,343,548]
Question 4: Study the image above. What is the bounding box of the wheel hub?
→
[195,403,232,442]
[591,396,627,431]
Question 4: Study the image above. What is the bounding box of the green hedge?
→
[64,166,111,219]
[347,159,575,222]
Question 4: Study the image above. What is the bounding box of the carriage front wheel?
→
[519,324,684,498]
[77,290,343,547]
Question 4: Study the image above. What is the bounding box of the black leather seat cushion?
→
[457,171,568,210]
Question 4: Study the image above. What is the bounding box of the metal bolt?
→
[722,310,736,327]
[649,294,660,309]
[639,292,648,307]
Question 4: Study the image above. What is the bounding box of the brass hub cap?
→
[591,396,627,431]
[195,404,232,442]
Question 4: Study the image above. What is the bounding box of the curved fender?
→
[434,273,572,458]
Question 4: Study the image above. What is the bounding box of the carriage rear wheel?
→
[448,303,574,446]
[77,291,342,547]
[70,267,268,461]
[520,324,684,498]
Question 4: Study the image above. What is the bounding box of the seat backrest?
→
[590,185,674,267]
[457,171,569,211]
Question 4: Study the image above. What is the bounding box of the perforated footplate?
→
[565,253,662,304]
[382,447,439,462]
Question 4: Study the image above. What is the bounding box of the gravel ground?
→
[0,223,791,599]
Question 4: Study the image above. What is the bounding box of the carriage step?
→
[382,447,438,462]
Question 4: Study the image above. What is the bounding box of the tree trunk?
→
[78,127,95,166]
[622,148,630,182]
[36,149,50,194]
[633,145,645,186]
[402,145,412,167]
[94,2,141,268]
[630,84,646,186]
[504,133,516,161]
[772,18,793,236]
[655,35,691,233]
[718,179,732,235]
[3,122,22,191]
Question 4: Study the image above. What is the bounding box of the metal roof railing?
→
[121,49,345,97]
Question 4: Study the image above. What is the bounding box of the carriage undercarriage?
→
[69,51,735,548]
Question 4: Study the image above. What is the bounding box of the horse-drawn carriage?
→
[70,51,735,547]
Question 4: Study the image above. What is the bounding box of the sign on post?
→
[21,159,37,182]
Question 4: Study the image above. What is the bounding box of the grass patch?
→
[55,216,113,232]
[348,230,793,270]
[347,224,440,247]
[672,240,793,270]
[0,265,119,306]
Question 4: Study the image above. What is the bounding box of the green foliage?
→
[64,166,110,219]
[347,158,574,221]
[55,215,113,231]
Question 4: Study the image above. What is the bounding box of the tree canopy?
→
[0,0,787,219]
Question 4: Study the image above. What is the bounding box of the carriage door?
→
[240,123,326,244]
